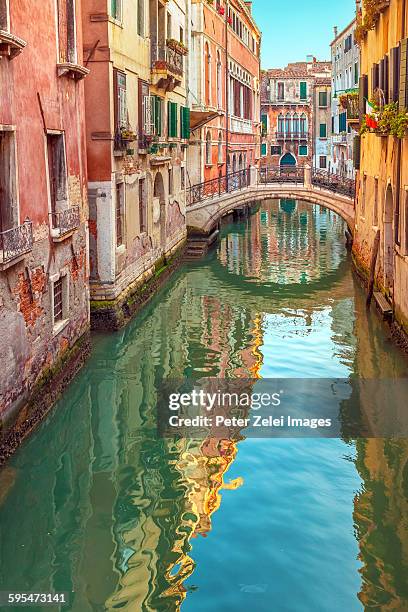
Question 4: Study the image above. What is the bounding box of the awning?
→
[190,110,221,132]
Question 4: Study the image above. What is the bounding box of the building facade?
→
[83,0,190,329]
[260,58,331,168]
[313,78,332,170]
[187,0,261,186]
[330,20,360,177]
[0,1,89,434]
[353,0,408,336]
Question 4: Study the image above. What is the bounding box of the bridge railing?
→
[311,169,355,198]
[258,166,305,185]
[187,168,250,207]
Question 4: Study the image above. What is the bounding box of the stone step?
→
[374,292,393,318]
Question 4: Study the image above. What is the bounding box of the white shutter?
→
[143,95,155,135]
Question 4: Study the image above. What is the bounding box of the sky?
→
[251,0,357,69]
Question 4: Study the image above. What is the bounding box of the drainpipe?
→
[225,0,229,192]
[393,0,406,308]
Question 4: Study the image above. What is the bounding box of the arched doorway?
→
[384,184,394,290]
[153,171,165,249]
[280,152,296,167]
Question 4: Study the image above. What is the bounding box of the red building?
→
[0,1,89,436]
[187,0,261,186]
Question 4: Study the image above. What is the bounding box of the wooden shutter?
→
[359,75,368,118]
[389,46,400,103]
[353,135,361,170]
[383,55,389,103]
[155,97,162,136]
[182,107,190,139]
[371,63,379,95]
[399,38,408,109]
[168,102,177,137]
[261,143,267,156]
[300,82,307,100]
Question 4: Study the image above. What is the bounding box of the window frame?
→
[299,145,308,157]
[0,0,10,32]
[50,269,69,335]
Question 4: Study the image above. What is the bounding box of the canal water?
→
[1,199,408,612]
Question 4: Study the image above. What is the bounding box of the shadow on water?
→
[0,199,407,611]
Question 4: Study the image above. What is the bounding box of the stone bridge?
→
[186,167,356,246]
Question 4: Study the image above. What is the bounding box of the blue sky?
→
[251,0,356,68]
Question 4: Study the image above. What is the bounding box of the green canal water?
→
[1,199,408,611]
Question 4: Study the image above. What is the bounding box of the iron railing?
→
[50,205,80,237]
[187,168,250,207]
[0,220,33,264]
[312,169,355,198]
[258,166,305,185]
[151,43,183,77]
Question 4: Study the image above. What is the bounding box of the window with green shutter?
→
[319,91,328,107]
[154,96,162,136]
[298,145,308,156]
[180,106,190,139]
[354,62,359,85]
[319,123,327,138]
[261,114,268,136]
[261,142,267,156]
[300,82,307,100]
[168,101,178,137]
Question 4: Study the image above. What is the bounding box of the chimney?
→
[306,54,314,63]
[334,26,338,38]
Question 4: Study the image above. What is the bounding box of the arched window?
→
[204,43,211,106]
[285,112,291,136]
[217,51,222,108]
[239,153,243,170]
[218,131,223,163]
[278,113,284,136]
[206,131,212,165]
[293,113,299,135]
[300,113,307,135]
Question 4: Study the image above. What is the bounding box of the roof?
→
[330,18,356,46]
[263,61,331,79]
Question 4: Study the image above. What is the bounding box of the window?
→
[111,0,121,21]
[271,146,282,156]
[277,82,285,101]
[373,178,379,226]
[300,113,307,134]
[261,114,268,136]
[285,113,291,135]
[154,96,162,136]
[218,132,223,163]
[116,182,124,247]
[206,132,212,165]
[293,113,299,134]
[299,145,308,156]
[339,111,347,133]
[278,114,284,134]
[57,0,77,63]
[204,43,211,106]
[114,70,127,129]
[0,0,9,31]
[0,130,19,235]
[217,53,222,108]
[141,91,154,137]
[319,91,328,107]
[354,62,359,85]
[261,143,267,156]
[167,11,172,38]
[300,81,307,100]
[168,168,173,196]
[168,101,178,138]
[345,34,352,53]
[137,0,144,36]
[361,174,367,216]
[179,26,184,44]
[180,106,190,139]
[395,191,401,245]
[53,277,63,323]
[319,155,327,169]
[139,178,147,233]
[46,133,68,217]
[181,167,185,190]
[319,123,327,138]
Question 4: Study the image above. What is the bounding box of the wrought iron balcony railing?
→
[50,205,80,238]
[276,131,308,140]
[0,220,33,264]
[151,42,184,77]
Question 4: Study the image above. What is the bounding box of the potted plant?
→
[120,126,137,141]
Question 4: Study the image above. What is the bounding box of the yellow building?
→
[353,0,408,334]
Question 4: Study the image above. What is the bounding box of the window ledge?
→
[0,30,27,59]
[57,62,90,81]
[53,318,69,338]
[51,228,76,243]
[0,251,30,271]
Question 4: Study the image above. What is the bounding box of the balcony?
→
[0,221,33,268]
[0,29,26,59]
[331,133,347,145]
[276,131,308,141]
[230,116,253,134]
[50,206,80,241]
[339,92,359,126]
[151,42,184,91]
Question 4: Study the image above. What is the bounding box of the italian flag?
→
[366,99,379,129]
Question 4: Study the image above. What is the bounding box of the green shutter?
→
[299,145,307,156]
[261,143,267,156]
[354,61,359,85]
[168,102,178,137]
[319,123,327,138]
[319,91,327,107]
[261,114,267,135]
[300,82,307,100]
[180,106,190,139]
